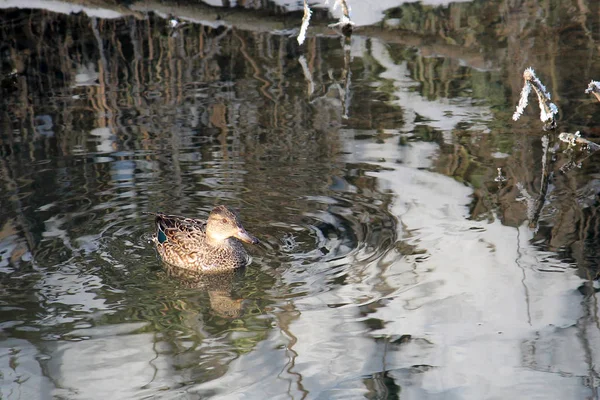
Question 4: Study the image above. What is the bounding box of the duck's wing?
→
[146,213,207,247]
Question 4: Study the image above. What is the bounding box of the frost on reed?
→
[559,131,600,151]
[512,67,558,129]
[585,80,600,102]
[558,131,600,173]
[328,0,354,36]
[297,0,354,45]
[558,131,581,147]
[297,0,312,45]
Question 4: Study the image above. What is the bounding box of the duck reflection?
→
[161,262,246,319]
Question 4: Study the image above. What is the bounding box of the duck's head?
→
[206,205,259,245]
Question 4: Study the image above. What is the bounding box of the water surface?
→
[1,0,600,398]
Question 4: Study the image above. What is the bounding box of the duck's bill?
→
[235,228,259,244]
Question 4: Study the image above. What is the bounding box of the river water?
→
[1,0,600,399]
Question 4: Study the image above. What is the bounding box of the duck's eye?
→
[222,218,228,224]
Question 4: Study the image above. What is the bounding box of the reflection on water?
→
[1,0,600,398]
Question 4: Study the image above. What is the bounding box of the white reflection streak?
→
[515,226,532,326]
[516,182,536,223]
[91,18,108,84]
[341,39,352,119]
[512,81,530,121]
[519,135,552,232]
[541,135,549,174]
[298,55,314,96]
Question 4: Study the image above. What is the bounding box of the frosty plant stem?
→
[297,0,312,45]
[329,0,354,35]
[559,131,600,151]
[512,67,558,129]
[297,0,355,45]
[585,81,600,102]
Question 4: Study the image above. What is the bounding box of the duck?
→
[147,205,258,272]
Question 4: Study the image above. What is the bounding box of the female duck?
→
[148,205,258,272]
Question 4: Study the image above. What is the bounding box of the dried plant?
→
[297,0,312,45]
[297,0,354,45]
[559,131,600,151]
[328,0,354,36]
[584,80,600,102]
[558,130,600,175]
[512,67,558,130]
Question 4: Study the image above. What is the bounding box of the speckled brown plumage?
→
[147,205,258,273]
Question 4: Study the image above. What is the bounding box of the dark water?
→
[1,0,600,398]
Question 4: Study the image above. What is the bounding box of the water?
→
[1,1,600,398]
